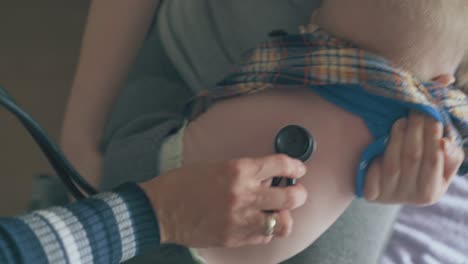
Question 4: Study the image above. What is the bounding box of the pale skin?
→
[182,89,463,264]
[178,3,467,261]
[61,0,465,251]
[141,154,309,248]
[458,54,468,93]
[312,0,468,202]
[365,112,462,205]
[61,0,160,187]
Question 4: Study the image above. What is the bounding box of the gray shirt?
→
[157,0,320,91]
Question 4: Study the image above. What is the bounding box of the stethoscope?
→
[0,86,316,200]
[271,125,316,187]
[0,86,98,199]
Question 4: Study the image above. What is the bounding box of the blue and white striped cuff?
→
[0,183,160,264]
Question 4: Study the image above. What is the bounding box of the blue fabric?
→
[310,83,445,197]
[70,197,121,263]
[0,218,48,264]
[117,185,161,254]
[0,183,160,264]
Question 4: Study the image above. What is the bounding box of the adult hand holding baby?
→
[364,111,465,205]
[141,154,308,248]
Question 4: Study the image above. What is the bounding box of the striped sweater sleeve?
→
[0,183,161,264]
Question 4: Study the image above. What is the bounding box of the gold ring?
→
[264,214,277,236]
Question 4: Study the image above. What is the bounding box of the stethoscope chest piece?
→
[272,125,316,186]
[275,125,315,162]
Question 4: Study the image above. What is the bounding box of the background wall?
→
[0,1,89,215]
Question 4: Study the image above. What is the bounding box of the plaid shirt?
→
[189,24,468,178]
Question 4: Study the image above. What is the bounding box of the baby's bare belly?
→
[183,87,372,264]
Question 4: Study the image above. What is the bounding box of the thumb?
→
[442,138,465,181]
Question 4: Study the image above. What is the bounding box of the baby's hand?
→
[363,111,464,205]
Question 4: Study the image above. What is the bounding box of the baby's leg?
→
[182,87,373,264]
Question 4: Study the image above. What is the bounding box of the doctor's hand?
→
[364,111,464,205]
[140,154,308,248]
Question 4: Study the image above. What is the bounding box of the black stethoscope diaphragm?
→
[272,125,316,187]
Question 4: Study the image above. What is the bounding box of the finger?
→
[432,74,456,86]
[442,139,465,182]
[271,211,293,238]
[255,184,307,211]
[378,118,407,201]
[242,212,274,246]
[435,139,463,203]
[252,154,306,181]
[363,157,382,202]
[246,232,273,246]
[397,112,425,201]
[247,211,294,245]
[415,120,444,205]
